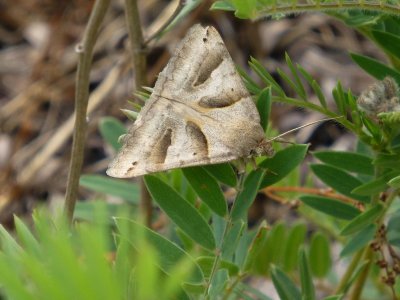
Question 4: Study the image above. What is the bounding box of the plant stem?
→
[334,249,364,295]
[349,190,399,299]
[64,0,111,223]
[123,0,153,227]
[349,247,374,300]
[144,0,185,46]
[204,173,246,299]
[255,2,400,20]
[272,95,357,132]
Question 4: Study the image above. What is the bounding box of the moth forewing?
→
[106,24,270,178]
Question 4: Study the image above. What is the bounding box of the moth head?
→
[251,139,275,157]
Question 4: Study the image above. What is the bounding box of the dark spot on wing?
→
[186,121,208,159]
[125,161,138,175]
[198,97,235,108]
[193,52,223,86]
[150,128,172,164]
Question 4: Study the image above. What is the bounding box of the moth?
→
[107,24,273,178]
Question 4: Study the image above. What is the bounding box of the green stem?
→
[272,95,357,132]
[204,173,246,299]
[222,273,247,300]
[349,190,399,299]
[349,247,374,300]
[64,0,111,223]
[255,2,400,20]
[334,249,364,295]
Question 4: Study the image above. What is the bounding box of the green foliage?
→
[5,3,400,300]
[99,117,126,151]
[182,167,227,217]
[144,175,216,250]
[80,174,139,204]
[309,232,332,278]
[0,208,198,300]
[211,0,400,20]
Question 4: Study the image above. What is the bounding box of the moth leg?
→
[234,158,247,174]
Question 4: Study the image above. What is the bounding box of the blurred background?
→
[0,0,385,225]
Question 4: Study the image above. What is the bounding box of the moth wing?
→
[107,24,265,178]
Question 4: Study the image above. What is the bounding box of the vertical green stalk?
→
[349,188,399,299]
[64,0,111,223]
[204,173,246,299]
[334,249,364,295]
[123,0,153,227]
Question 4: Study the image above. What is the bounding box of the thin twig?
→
[204,173,246,299]
[143,0,185,46]
[64,0,111,222]
[124,0,153,227]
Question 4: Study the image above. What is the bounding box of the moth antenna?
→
[272,138,296,145]
[268,116,344,142]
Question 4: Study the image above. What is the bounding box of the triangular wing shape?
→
[107,24,265,178]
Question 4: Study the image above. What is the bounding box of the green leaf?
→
[282,223,307,271]
[299,248,316,300]
[144,175,216,250]
[257,87,272,131]
[0,225,23,258]
[237,65,261,95]
[159,0,202,36]
[285,53,306,100]
[115,218,203,284]
[374,153,400,169]
[243,221,269,271]
[79,175,139,204]
[203,163,237,187]
[210,0,235,11]
[310,164,370,203]
[74,201,120,223]
[361,115,382,142]
[350,53,400,83]
[271,265,301,300]
[254,222,287,275]
[277,68,305,101]
[300,196,360,220]
[249,57,286,96]
[196,256,239,277]
[352,171,399,195]
[182,167,227,217]
[332,82,346,116]
[260,144,309,188]
[340,224,376,257]
[309,232,331,278]
[14,216,41,258]
[232,0,257,19]
[313,151,373,175]
[222,221,245,260]
[231,169,265,221]
[297,65,327,107]
[388,175,400,187]
[323,296,344,300]
[235,282,273,300]
[208,269,229,298]
[372,30,400,60]
[340,204,384,236]
[0,253,35,300]
[99,117,126,151]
